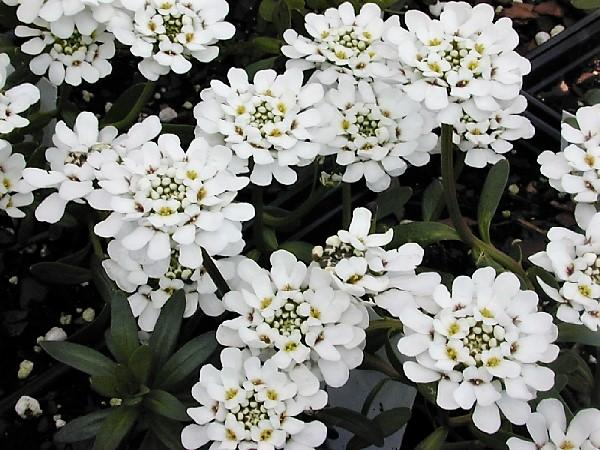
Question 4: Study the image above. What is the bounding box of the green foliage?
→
[415,427,448,450]
[315,407,385,446]
[571,0,600,9]
[478,159,509,243]
[558,323,600,347]
[388,221,460,247]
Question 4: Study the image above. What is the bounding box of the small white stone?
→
[82,307,95,322]
[535,32,551,46]
[159,106,177,122]
[15,396,42,418]
[82,90,94,102]
[183,101,193,110]
[550,25,565,37]
[8,275,18,285]
[105,102,113,113]
[44,326,67,342]
[59,313,72,325]
[17,360,34,379]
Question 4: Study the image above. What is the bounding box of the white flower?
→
[315,75,438,191]
[194,67,324,186]
[109,0,235,80]
[0,54,40,134]
[4,0,115,39]
[15,396,42,419]
[17,21,115,86]
[530,212,600,331]
[507,399,600,450]
[281,2,402,84]
[23,112,117,223]
[181,348,328,450]
[385,1,530,125]
[538,104,600,203]
[102,239,238,331]
[453,96,534,168]
[216,250,369,388]
[93,117,254,263]
[0,140,34,218]
[395,267,558,434]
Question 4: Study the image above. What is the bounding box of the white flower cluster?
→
[24,112,254,330]
[182,348,328,450]
[0,140,34,218]
[507,399,600,450]
[530,212,600,331]
[314,76,438,192]
[538,104,600,205]
[110,0,235,80]
[281,2,402,84]
[217,249,369,388]
[312,207,441,307]
[395,267,558,434]
[0,53,40,134]
[195,68,324,186]
[16,22,115,86]
[384,1,532,167]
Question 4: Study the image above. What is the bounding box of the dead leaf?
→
[502,3,539,19]
[534,1,564,17]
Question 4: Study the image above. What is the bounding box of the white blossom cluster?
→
[182,348,328,450]
[530,212,600,331]
[314,76,438,192]
[312,207,441,308]
[5,0,235,83]
[395,267,558,434]
[507,399,600,450]
[24,112,254,330]
[383,1,532,167]
[0,140,34,218]
[281,2,403,84]
[195,68,325,186]
[0,53,40,134]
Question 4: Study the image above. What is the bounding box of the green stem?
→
[87,218,104,258]
[263,186,328,228]
[440,124,532,288]
[447,414,472,427]
[342,182,352,228]
[360,353,400,379]
[109,82,155,131]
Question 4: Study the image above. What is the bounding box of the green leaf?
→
[91,375,120,398]
[30,262,91,285]
[375,185,412,221]
[263,227,279,252]
[571,0,600,9]
[155,332,218,390]
[347,407,411,450]
[259,0,277,21]
[144,390,189,422]
[102,83,150,125]
[129,345,152,385]
[285,0,305,10]
[279,241,314,264]
[109,289,140,364]
[200,247,231,298]
[384,330,409,383]
[147,416,185,450]
[416,382,438,405]
[41,341,117,377]
[92,406,139,450]
[246,57,278,79]
[558,323,600,346]
[422,179,444,221]
[273,0,291,34]
[415,426,448,450]
[584,88,600,105]
[360,378,392,416]
[478,159,509,243]
[149,289,186,376]
[54,409,112,443]
[388,222,460,247]
[253,36,283,54]
[314,407,384,447]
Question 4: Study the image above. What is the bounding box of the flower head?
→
[282,2,402,84]
[0,140,34,218]
[395,267,558,433]
[195,67,325,186]
[0,54,40,134]
[217,250,369,388]
[181,348,328,450]
[315,75,438,191]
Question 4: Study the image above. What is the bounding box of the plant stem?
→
[263,186,328,228]
[342,182,352,228]
[440,124,532,288]
[200,247,230,299]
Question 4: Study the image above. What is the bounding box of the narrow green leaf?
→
[41,341,117,377]
[200,247,230,298]
[30,262,91,285]
[259,0,276,21]
[477,159,509,243]
[571,0,600,9]
[384,330,409,384]
[92,406,139,450]
[253,36,283,54]
[422,179,444,221]
[109,291,140,364]
[279,241,314,264]
[360,378,391,416]
[415,426,448,450]
[54,409,112,443]
[388,222,460,247]
[90,375,120,398]
[273,0,291,34]
[263,227,279,252]
[149,289,186,375]
[347,407,411,450]
[375,185,412,221]
[285,0,305,10]
[558,323,600,346]
[129,345,152,385]
[246,57,278,79]
[156,332,218,390]
[148,416,185,450]
[314,407,384,447]
[144,390,189,422]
